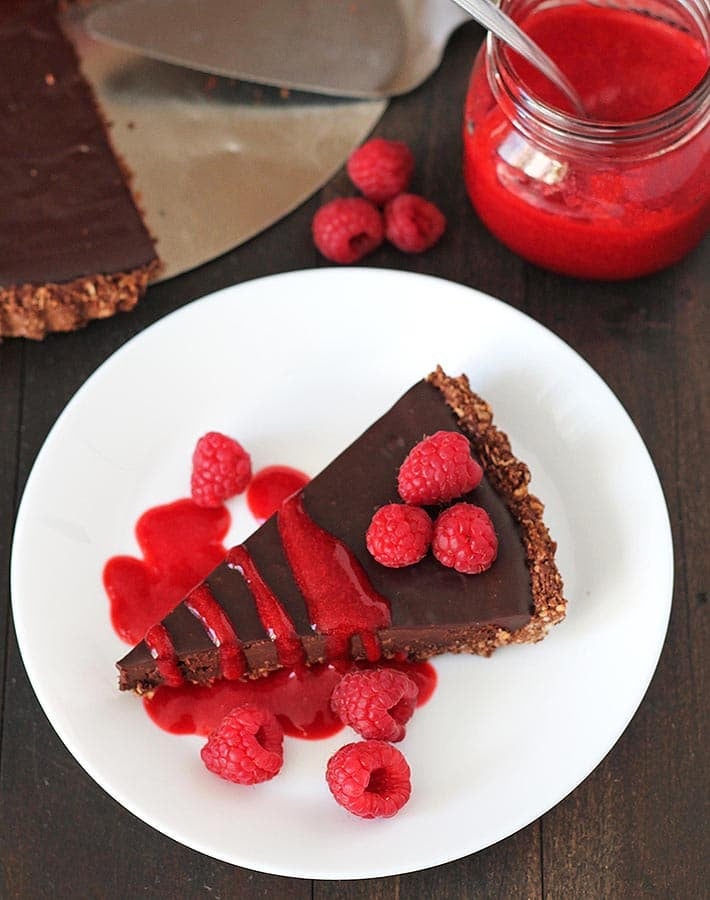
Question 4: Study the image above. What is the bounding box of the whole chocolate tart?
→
[117,368,565,693]
[0,0,160,339]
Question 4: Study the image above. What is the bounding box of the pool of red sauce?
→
[104,464,437,740]
[144,658,436,740]
[246,464,309,521]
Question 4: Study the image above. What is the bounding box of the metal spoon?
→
[452,0,587,116]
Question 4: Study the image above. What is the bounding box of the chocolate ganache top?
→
[118,379,533,688]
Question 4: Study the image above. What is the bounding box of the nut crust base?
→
[427,366,566,653]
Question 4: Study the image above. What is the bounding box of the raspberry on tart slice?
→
[366,504,433,568]
[432,503,498,574]
[398,430,483,506]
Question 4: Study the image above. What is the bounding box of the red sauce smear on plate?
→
[105,492,437,740]
[104,499,230,645]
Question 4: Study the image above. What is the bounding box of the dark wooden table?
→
[1,22,707,899]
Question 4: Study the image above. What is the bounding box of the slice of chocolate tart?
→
[117,367,565,693]
[0,0,160,340]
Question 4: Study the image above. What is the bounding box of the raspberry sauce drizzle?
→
[144,623,183,687]
[226,544,304,669]
[185,583,246,680]
[277,492,390,662]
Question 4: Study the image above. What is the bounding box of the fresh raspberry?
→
[384,193,446,253]
[366,503,433,568]
[311,197,384,264]
[325,740,412,818]
[331,668,419,742]
[397,430,483,506]
[346,138,415,204]
[432,502,498,574]
[191,431,252,508]
[200,705,284,784]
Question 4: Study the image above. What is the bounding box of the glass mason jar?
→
[463,0,710,280]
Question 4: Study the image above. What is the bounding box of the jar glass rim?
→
[487,0,710,144]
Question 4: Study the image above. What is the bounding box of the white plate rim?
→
[10,268,673,879]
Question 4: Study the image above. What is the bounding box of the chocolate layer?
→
[0,0,160,338]
[118,370,565,692]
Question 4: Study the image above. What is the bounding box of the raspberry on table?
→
[432,502,498,574]
[311,197,384,264]
[200,705,284,785]
[325,740,412,818]
[331,668,419,742]
[366,503,433,568]
[384,193,446,253]
[191,431,252,508]
[346,138,415,205]
[398,430,483,506]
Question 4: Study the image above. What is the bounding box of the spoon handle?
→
[453,0,586,115]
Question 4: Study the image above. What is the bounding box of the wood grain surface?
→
[1,22,707,900]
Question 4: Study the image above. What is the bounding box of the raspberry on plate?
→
[432,502,498,574]
[311,197,384,264]
[366,503,433,568]
[201,705,284,784]
[325,740,412,818]
[346,137,415,204]
[398,430,483,506]
[384,193,446,253]
[191,431,252,508]
[331,668,419,742]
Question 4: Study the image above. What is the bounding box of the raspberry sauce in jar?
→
[463,0,709,279]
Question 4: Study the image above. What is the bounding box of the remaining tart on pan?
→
[0,0,160,340]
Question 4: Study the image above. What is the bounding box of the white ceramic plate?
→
[11,269,673,879]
